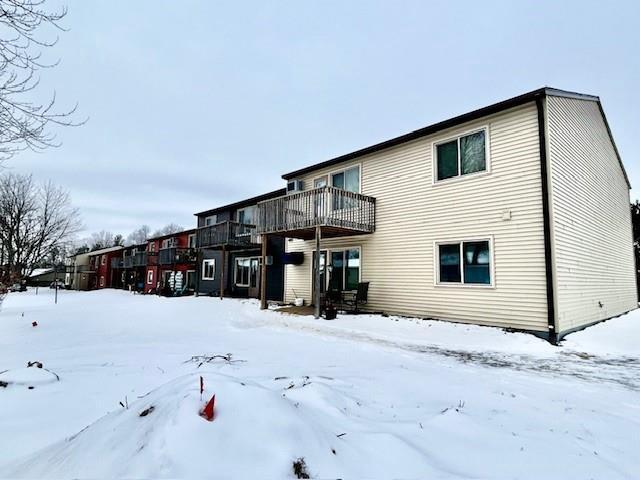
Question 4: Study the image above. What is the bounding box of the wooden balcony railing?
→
[196,221,259,249]
[123,256,134,268]
[256,186,376,238]
[111,258,123,269]
[159,247,197,265]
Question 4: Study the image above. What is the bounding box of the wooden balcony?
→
[196,221,259,250]
[159,247,197,265]
[111,258,123,269]
[256,186,376,240]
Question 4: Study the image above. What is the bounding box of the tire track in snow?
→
[263,317,640,391]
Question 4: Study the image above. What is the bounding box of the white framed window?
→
[435,237,494,287]
[99,276,105,287]
[188,234,197,249]
[101,255,106,265]
[204,215,217,226]
[310,246,361,293]
[202,259,215,280]
[161,238,176,249]
[330,165,360,210]
[329,247,361,291]
[237,206,256,225]
[433,127,489,183]
[234,258,251,287]
[148,242,156,253]
[330,165,360,193]
[314,176,327,188]
[147,270,154,285]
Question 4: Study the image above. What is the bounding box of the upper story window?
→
[331,165,360,193]
[148,242,156,253]
[204,215,217,226]
[188,234,196,249]
[287,180,304,193]
[435,129,487,182]
[161,238,177,249]
[237,206,256,225]
[101,255,106,265]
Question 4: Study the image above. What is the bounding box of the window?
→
[435,129,487,181]
[287,180,303,193]
[149,242,156,253]
[331,166,360,209]
[202,259,215,280]
[204,215,217,226]
[147,270,154,285]
[188,234,197,249]
[437,240,491,285]
[101,255,106,265]
[331,166,360,193]
[250,259,259,288]
[438,244,461,283]
[235,258,251,286]
[237,206,256,225]
[314,176,327,188]
[327,248,360,291]
[161,238,176,249]
[99,276,105,287]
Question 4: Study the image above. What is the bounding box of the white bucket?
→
[294,298,304,307]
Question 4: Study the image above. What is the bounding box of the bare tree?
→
[0,173,81,280]
[112,233,124,246]
[0,0,82,162]
[126,224,150,245]
[151,223,183,238]
[88,230,115,251]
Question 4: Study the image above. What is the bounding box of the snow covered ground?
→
[0,289,638,479]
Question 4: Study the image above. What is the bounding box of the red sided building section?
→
[87,246,124,290]
[144,229,197,295]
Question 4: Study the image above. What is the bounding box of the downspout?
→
[536,95,558,344]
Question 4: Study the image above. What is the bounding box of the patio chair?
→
[341,282,369,314]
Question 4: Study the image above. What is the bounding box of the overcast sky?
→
[7,0,640,236]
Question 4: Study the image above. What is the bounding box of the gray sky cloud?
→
[8,0,640,237]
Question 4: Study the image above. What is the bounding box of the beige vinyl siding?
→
[285,103,549,332]
[546,95,637,333]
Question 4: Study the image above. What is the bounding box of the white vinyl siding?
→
[284,103,549,332]
[546,95,637,333]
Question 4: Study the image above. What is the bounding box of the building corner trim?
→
[536,96,558,344]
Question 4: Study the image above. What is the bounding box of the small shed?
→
[26,268,57,287]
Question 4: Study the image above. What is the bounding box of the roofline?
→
[280,87,617,181]
[146,228,197,243]
[122,242,151,250]
[194,188,288,217]
[87,245,124,256]
[594,101,631,188]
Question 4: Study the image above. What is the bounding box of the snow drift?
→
[4,372,446,479]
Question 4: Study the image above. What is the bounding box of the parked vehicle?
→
[9,281,27,292]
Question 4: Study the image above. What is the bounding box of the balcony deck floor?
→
[265,226,372,240]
